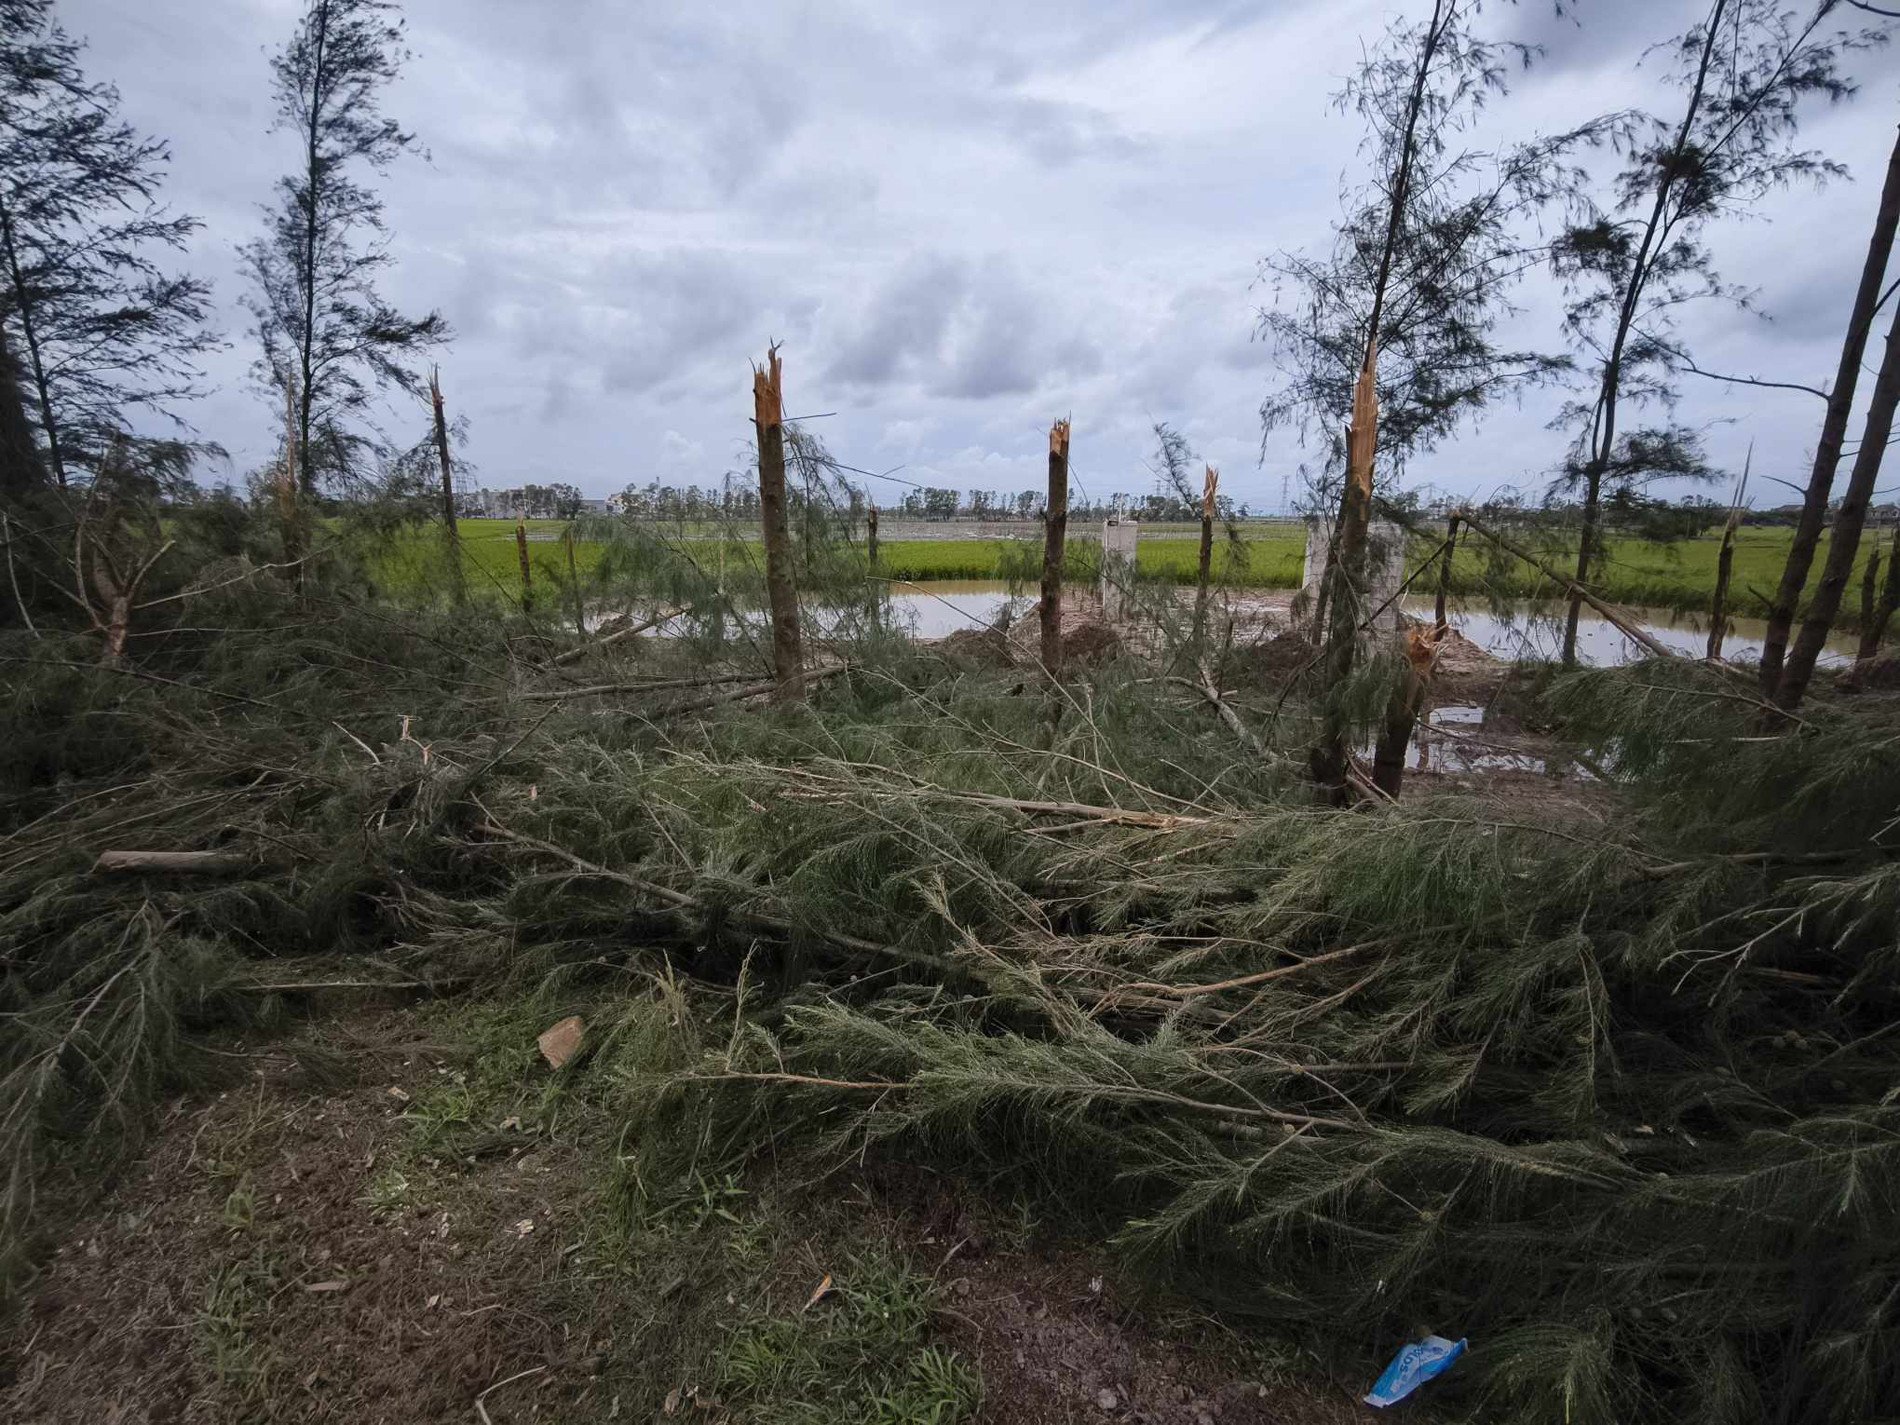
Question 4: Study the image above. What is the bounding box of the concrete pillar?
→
[1100,516,1138,624]
[1303,516,1407,637]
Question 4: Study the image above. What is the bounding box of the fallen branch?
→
[548,604,688,666]
[661,664,846,714]
[519,670,764,702]
[474,812,951,974]
[1170,662,1270,757]
[1453,511,1677,660]
[1113,938,1390,1000]
[237,977,467,994]
[92,849,258,876]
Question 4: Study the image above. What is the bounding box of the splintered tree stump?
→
[1039,419,1070,677]
[754,344,806,701]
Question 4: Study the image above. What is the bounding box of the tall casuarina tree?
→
[243,0,448,498]
[1549,0,1872,667]
[0,0,215,488]
[1264,0,1601,799]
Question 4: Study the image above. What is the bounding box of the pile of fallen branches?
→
[5,563,1897,1425]
[488,659,1895,1425]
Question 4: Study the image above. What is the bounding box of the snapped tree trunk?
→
[1193,464,1217,645]
[1310,354,1379,801]
[1857,521,1900,666]
[754,345,805,701]
[1761,124,1900,692]
[866,502,879,568]
[430,367,462,602]
[515,514,533,612]
[1039,419,1070,677]
[1706,508,1741,660]
[1778,295,1900,710]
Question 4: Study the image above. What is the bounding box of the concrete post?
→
[1100,516,1138,625]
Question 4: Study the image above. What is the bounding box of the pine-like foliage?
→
[242,0,448,494]
[5,507,1898,1424]
[0,0,217,486]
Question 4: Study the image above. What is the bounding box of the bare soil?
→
[0,1005,1365,1425]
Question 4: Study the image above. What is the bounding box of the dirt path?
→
[1,1003,1367,1424]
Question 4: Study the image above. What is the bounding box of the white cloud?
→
[48,0,1900,511]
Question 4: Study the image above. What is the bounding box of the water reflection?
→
[1401,595,1859,667]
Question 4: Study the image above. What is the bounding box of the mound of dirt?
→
[1426,625,1507,703]
[1843,652,1900,691]
[1061,622,1125,664]
[935,626,1015,668]
[1230,629,1318,685]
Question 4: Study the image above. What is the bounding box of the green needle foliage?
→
[2,504,1896,1424]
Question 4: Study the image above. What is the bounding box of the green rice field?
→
[382,518,1894,628]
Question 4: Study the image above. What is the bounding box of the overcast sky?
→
[53,0,1900,511]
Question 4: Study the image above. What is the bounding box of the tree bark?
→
[1856,521,1900,666]
[1778,297,1900,710]
[430,366,462,601]
[1372,628,1434,799]
[514,513,534,612]
[1433,513,1459,637]
[866,502,879,568]
[295,0,334,496]
[1193,464,1217,645]
[564,523,585,637]
[0,321,44,497]
[1,201,67,487]
[280,379,306,581]
[1563,4,1727,667]
[1760,124,1900,691]
[1706,509,1740,660]
[1039,419,1071,676]
[754,346,805,701]
[1310,356,1379,801]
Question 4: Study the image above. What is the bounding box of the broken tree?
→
[430,366,462,601]
[1039,418,1070,677]
[754,345,805,701]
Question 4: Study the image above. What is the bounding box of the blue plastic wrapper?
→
[1363,1334,1468,1408]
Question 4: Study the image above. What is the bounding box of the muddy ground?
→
[0,1002,1371,1424]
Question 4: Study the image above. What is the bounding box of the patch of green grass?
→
[710,1248,981,1425]
[361,1164,411,1221]
[195,1252,281,1404]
